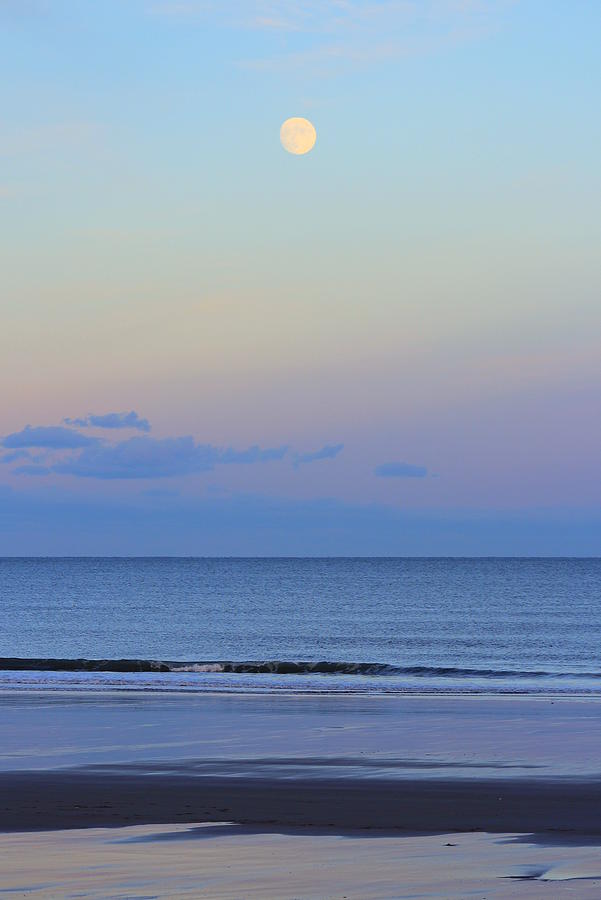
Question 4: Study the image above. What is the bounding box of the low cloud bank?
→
[374,462,427,479]
[1,486,599,556]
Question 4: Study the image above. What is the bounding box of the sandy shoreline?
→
[2,824,601,899]
[2,692,601,896]
[2,691,601,835]
[3,761,601,896]
[3,690,601,774]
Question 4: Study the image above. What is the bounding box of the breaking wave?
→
[0,657,600,679]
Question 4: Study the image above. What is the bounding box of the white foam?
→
[170,664,225,673]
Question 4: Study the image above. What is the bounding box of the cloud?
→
[1,418,335,482]
[221,445,288,464]
[52,435,287,479]
[1,418,288,480]
[293,443,344,468]
[64,411,151,432]
[374,461,428,478]
[150,1,507,32]
[141,487,181,498]
[149,0,516,70]
[1,449,32,464]
[1,425,98,450]
[12,464,52,476]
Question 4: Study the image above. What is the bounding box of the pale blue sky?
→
[1,1,600,553]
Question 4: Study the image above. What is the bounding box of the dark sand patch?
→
[2,767,601,835]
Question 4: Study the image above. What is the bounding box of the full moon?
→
[280,117,317,155]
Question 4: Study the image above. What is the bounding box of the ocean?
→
[1,557,600,695]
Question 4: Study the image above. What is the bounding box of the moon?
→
[280,117,317,155]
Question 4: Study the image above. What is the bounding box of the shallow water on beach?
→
[1,557,600,695]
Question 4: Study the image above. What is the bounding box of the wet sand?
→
[1,824,601,898]
[2,692,601,833]
[2,692,601,896]
[2,766,601,834]
[3,690,601,776]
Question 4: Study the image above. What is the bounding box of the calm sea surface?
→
[1,558,600,695]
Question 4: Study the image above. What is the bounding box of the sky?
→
[1,0,600,554]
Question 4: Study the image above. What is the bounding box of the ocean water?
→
[1,557,600,695]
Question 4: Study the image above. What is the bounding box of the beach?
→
[1,690,601,896]
[3,825,601,899]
